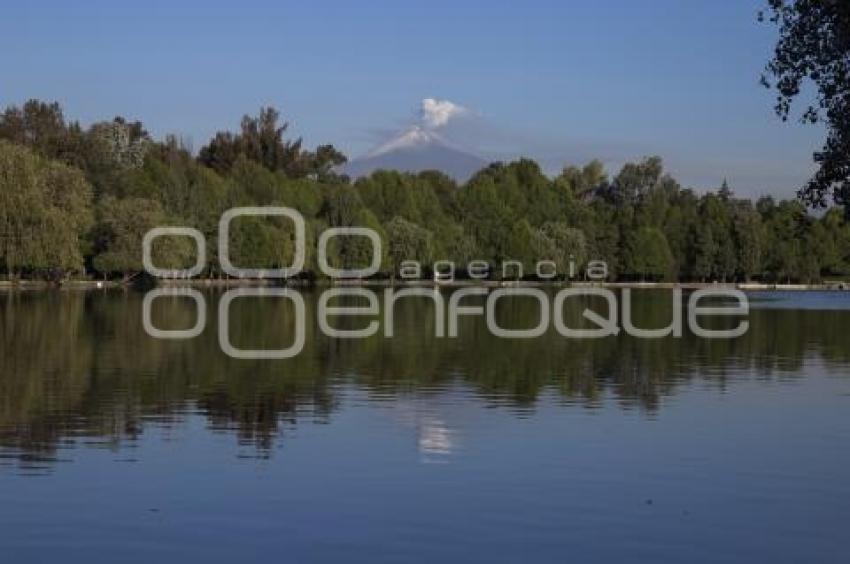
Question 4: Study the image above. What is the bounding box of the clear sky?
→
[0,0,824,197]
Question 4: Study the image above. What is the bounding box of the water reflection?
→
[1,288,849,472]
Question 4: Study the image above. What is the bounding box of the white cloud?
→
[420,98,467,129]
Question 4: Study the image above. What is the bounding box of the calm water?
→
[1,288,849,563]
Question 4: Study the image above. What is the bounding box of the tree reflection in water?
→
[1,288,849,472]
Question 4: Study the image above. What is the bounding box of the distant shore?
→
[143,278,850,291]
[3,278,850,292]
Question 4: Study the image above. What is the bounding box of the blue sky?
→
[0,0,823,197]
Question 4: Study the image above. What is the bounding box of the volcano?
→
[343,126,487,181]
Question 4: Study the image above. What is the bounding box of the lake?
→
[1,288,849,563]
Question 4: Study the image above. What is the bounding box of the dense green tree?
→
[503,219,537,278]
[317,185,386,273]
[732,201,765,281]
[627,227,674,281]
[198,107,346,180]
[607,156,663,206]
[452,169,513,266]
[661,189,699,278]
[818,208,850,275]
[385,216,433,276]
[761,1,850,208]
[92,197,191,279]
[761,200,809,283]
[555,159,607,200]
[355,170,420,223]
[0,141,92,278]
[221,213,297,275]
[541,222,587,276]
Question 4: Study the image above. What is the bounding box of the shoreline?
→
[2,279,849,292]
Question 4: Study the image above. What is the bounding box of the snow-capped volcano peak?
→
[366,125,446,158]
[344,127,486,181]
[343,98,487,181]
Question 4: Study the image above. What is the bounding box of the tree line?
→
[1,99,849,283]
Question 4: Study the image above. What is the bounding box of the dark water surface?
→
[1,288,849,563]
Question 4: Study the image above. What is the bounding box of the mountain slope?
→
[343,126,486,181]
